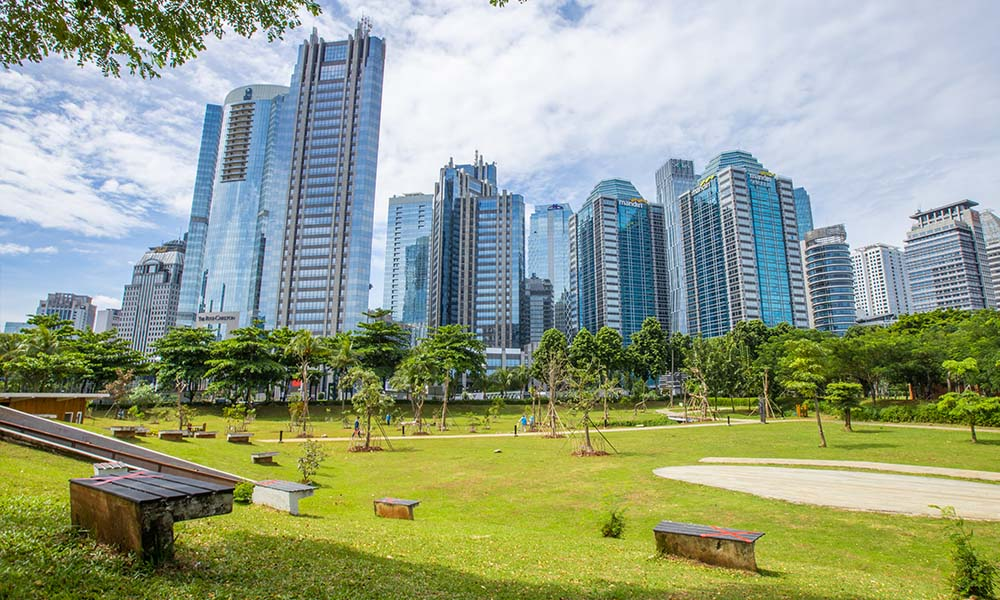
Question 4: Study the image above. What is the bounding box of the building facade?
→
[793,187,814,240]
[569,179,669,344]
[276,21,385,336]
[93,309,121,333]
[654,158,698,334]
[3,322,29,334]
[527,203,572,337]
[801,225,856,335]
[678,153,808,337]
[427,154,525,358]
[36,293,96,330]
[382,193,433,339]
[904,200,995,313]
[524,276,554,345]
[979,209,1000,292]
[852,243,911,324]
[117,241,186,354]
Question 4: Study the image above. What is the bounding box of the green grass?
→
[2,418,999,599]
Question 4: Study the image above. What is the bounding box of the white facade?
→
[852,243,911,323]
[93,309,121,333]
[117,241,185,354]
[36,293,96,331]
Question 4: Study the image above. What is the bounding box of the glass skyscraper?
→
[654,158,697,334]
[527,203,572,336]
[383,193,432,339]
[801,224,856,335]
[276,20,385,335]
[569,179,668,344]
[793,187,814,240]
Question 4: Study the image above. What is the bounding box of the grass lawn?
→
[2,416,999,599]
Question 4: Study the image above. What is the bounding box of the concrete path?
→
[699,457,1000,482]
[652,465,1000,520]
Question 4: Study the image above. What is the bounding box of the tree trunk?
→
[548,368,557,437]
[815,398,827,447]
[440,377,450,430]
[365,410,373,449]
[176,384,184,431]
[603,396,609,427]
[583,413,593,452]
[415,395,424,433]
[301,361,310,435]
[971,421,977,443]
[844,407,852,432]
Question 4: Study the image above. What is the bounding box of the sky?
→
[1,0,999,325]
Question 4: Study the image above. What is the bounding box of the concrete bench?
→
[93,461,130,476]
[251,451,278,465]
[227,432,253,444]
[70,470,233,564]
[111,426,139,439]
[653,520,764,571]
[135,427,150,437]
[374,497,420,520]
[252,480,315,516]
[158,430,184,441]
[193,431,217,439]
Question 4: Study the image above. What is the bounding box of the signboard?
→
[196,312,240,325]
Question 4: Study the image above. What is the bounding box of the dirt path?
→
[699,457,1000,482]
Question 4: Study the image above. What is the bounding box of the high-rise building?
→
[527,203,572,336]
[382,193,432,339]
[177,104,224,327]
[36,293,96,330]
[654,158,697,335]
[852,243,911,325]
[801,225,855,335]
[678,152,808,337]
[3,322,29,334]
[276,21,385,335]
[524,276,554,345]
[979,209,1000,291]
[904,200,995,313]
[569,179,668,343]
[793,187,814,240]
[117,241,186,354]
[93,309,121,333]
[427,154,525,358]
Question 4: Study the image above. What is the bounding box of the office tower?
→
[3,322,29,334]
[276,20,386,335]
[36,293,96,330]
[117,241,185,354]
[793,187,814,240]
[979,209,1000,290]
[524,276,554,345]
[93,309,121,333]
[177,104,224,327]
[801,225,855,335]
[570,179,669,343]
[527,203,572,336]
[427,154,525,359]
[904,200,996,313]
[852,243,911,325]
[383,193,432,339]
[678,152,808,337]
[654,158,698,335]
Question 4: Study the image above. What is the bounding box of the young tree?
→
[569,329,599,370]
[153,326,216,430]
[320,333,356,412]
[627,317,668,386]
[568,363,602,454]
[343,366,394,450]
[297,440,328,484]
[779,338,832,448]
[286,329,330,435]
[937,390,1000,443]
[205,324,285,406]
[353,309,411,387]
[390,345,436,433]
[2,0,321,78]
[825,381,864,432]
[532,328,569,437]
[594,326,624,423]
[424,325,485,430]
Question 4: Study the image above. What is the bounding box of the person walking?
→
[353,417,361,439]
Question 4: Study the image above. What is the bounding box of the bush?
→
[297,440,327,483]
[601,507,626,539]
[939,507,997,599]
[233,482,254,504]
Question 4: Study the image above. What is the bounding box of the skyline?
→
[2,0,1000,324]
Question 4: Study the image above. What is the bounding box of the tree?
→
[285,330,329,436]
[937,390,1000,443]
[353,309,410,387]
[779,338,832,448]
[567,363,601,454]
[297,440,327,484]
[343,366,394,450]
[626,317,668,394]
[2,0,321,78]
[70,329,146,392]
[423,325,485,431]
[943,358,979,393]
[569,328,599,370]
[532,328,569,437]
[205,323,285,406]
[825,382,864,432]
[390,345,436,433]
[153,326,215,430]
[594,326,624,423]
[320,333,356,411]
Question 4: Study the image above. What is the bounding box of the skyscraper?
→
[801,224,855,335]
[35,293,96,330]
[793,187,814,240]
[427,154,525,357]
[904,200,995,313]
[979,209,1000,291]
[117,241,185,353]
[678,152,808,337]
[852,243,911,324]
[276,21,386,335]
[93,309,120,333]
[524,276,554,345]
[569,179,668,343]
[654,158,697,335]
[527,203,572,336]
[383,193,433,338]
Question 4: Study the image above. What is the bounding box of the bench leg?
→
[140,509,176,565]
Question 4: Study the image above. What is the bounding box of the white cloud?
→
[92,295,122,310]
[0,242,58,255]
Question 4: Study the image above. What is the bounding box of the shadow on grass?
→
[973,439,1000,446]
[831,443,898,450]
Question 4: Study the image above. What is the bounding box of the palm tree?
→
[286,330,328,435]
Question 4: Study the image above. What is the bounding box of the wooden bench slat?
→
[654,520,764,543]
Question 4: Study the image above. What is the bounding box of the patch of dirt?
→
[348,445,384,453]
[573,448,610,457]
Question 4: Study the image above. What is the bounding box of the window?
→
[324,44,348,62]
[320,64,346,80]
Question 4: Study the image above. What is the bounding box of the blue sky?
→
[2,0,999,325]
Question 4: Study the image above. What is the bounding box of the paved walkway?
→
[699,457,1000,482]
[652,465,1000,520]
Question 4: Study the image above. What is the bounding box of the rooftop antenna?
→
[360,15,373,35]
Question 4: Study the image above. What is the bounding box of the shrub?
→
[601,507,626,539]
[297,440,327,483]
[233,482,254,504]
[939,507,997,599]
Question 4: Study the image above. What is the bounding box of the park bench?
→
[653,520,764,571]
[193,431,217,439]
[158,430,184,441]
[69,470,233,564]
[135,427,150,437]
[111,426,138,439]
[251,451,278,465]
[252,480,315,516]
[227,432,253,444]
[93,461,129,476]
[374,497,420,520]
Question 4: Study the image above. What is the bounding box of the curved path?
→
[652,465,1000,520]
[699,457,1000,482]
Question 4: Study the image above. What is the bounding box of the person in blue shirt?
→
[353,417,361,438]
